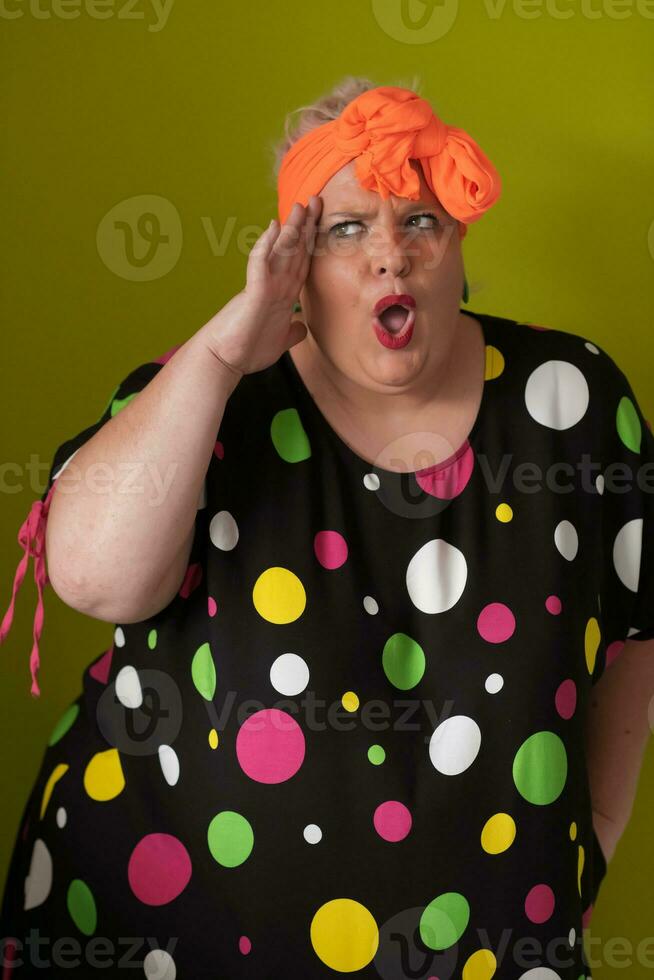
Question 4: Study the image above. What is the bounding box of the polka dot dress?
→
[2,310,654,978]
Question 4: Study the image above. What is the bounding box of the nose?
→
[369,221,411,279]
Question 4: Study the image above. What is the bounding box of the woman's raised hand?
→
[198,195,322,379]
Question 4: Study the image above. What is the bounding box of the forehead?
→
[319,159,441,211]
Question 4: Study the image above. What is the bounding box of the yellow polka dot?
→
[577,843,585,896]
[584,617,601,674]
[463,947,497,979]
[252,567,306,624]
[495,503,513,523]
[480,813,516,854]
[485,345,505,380]
[40,763,69,820]
[310,898,378,972]
[83,748,125,801]
[570,821,578,840]
[342,691,359,712]
[209,729,219,749]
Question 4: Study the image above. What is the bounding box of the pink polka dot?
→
[524,883,555,923]
[236,708,305,784]
[555,678,577,720]
[153,345,182,364]
[415,442,474,500]
[208,596,217,617]
[314,530,348,570]
[214,440,225,459]
[477,602,516,643]
[89,646,113,685]
[373,801,412,842]
[582,901,594,928]
[606,639,625,669]
[179,562,203,598]
[545,595,562,615]
[238,936,251,955]
[128,833,192,906]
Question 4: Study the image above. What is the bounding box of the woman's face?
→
[298,158,465,391]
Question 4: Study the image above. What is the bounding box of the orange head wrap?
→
[277,85,502,241]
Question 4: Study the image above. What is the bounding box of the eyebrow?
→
[326,201,439,219]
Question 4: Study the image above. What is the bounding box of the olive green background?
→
[2,1,654,974]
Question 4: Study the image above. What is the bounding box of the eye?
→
[328,212,441,237]
[407,212,442,229]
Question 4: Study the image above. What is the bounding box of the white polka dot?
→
[52,448,81,482]
[24,839,52,911]
[363,473,380,491]
[303,824,322,844]
[363,595,379,615]
[270,653,310,696]
[56,807,67,828]
[115,665,143,709]
[158,744,180,787]
[143,949,176,980]
[209,510,239,550]
[613,518,643,592]
[596,473,604,495]
[525,360,589,430]
[554,520,578,561]
[584,342,600,355]
[114,626,126,648]
[517,970,562,979]
[429,715,481,775]
[568,927,576,946]
[485,673,504,694]
[406,539,467,614]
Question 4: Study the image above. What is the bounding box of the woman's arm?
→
[45,324,241,624]
[584,637,654,862]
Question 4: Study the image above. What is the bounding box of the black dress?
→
[2,309,653,979]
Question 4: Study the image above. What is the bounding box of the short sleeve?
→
[0,346,181,697]
[598,353,654,646]
[40,359,165,504]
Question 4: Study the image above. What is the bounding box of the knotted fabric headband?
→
[277,85,502,240]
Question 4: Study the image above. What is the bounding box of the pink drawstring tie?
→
[0,482,57,698]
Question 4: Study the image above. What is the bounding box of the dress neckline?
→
[281,308,494,478]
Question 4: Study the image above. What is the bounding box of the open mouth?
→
[377,304,411,334]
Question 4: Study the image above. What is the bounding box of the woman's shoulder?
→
[482,310,629,382]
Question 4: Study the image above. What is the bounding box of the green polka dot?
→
[207,810,254,867]
[67,879,97,936]
[110,393,138,417]
[419,891,470,951]
[368,745,385,765]
[382,633,426,690]
[48,704,80,746]
[270,408,311,463]
[513,731,568,804]
[100,384,120,417]
[191,642,216,700]
[147,629,157,650]
[616,395,641,453]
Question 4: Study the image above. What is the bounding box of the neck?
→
[290,310,469,428]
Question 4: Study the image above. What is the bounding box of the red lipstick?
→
[372,293,416,350]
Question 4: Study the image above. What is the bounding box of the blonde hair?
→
[268,73,425,184]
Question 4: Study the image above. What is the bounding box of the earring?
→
[462,274,469,304]
[292,301,302,313]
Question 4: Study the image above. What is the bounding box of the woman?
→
[1,75,653,979]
